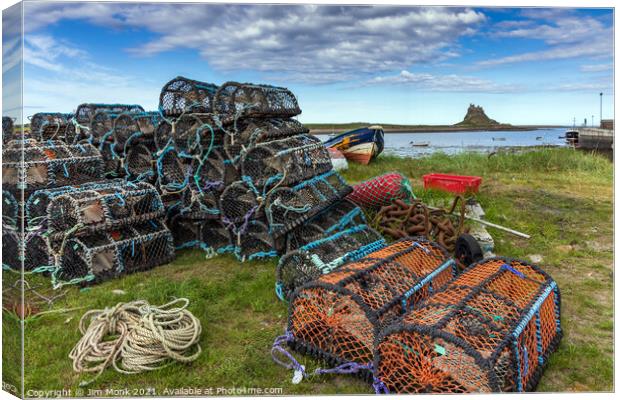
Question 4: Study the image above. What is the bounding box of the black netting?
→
[2,116,14,143]
[159,76,218,116]
[240,134,331,190]
[223,118,308,162]
[90,110,117,144]
[23,232,57,272]
[265,170,352,238]
[113,112,161,147]
[214,82,301,121]
[173,114,223,156]
[155,146,191,194]
[219,181,262,235]
[2,224,21,270]
[30,113,74,142]
[284,199,367,252]
[276,225,387,301]
[2,189,19,227]
[169,212,232,254]
[154,118,174,151]
[74,103,145,126]
[125,143,156,182]
[2,140,104,192]
[179,150,235,219]
[231,220,276,261]
[53,220,174,287]
[73,103,145,143]
[98,141,124,178]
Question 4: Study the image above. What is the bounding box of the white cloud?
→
[364,70,521,93]
[365,69,613,94]
[580,63,613,73]
[2,35,21,73]
[478,13,612,67]
[546,82,613,92]
[24,3,486,83]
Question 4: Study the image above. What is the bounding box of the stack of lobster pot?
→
[1,119,21,266]
[1,139,104,272]
[69,103,147,179]
[157,76,381,263]
[156,77,235,255]
[214,80,382,262]
[24,179,174,287]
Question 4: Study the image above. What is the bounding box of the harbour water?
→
[316,127,567,157]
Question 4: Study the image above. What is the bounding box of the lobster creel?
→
[74,103,145,127]
[30,113,74,142]
[2,140,103,192]
[347,172,414,211]
[276,225,386,301]
[265,170,352,238]
[223,118,308,162]
[240,134,332,189]
[113,111,161,147]
[373,257,562,393]
[284,199,367,252]
[125,143,156,182]
[158,76,218,116]
[155,114,223,156]
[283,238,456,376]
[52,220,174,287]
[26,179,123,227]
[44,181,165,239]
[214,82,301,122]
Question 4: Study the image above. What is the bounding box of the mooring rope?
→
[69,298,202,386]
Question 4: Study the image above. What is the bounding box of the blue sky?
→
[2,2,614,125]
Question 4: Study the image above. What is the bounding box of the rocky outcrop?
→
[456,104,502,126]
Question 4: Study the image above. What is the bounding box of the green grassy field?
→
[3,147,613,395]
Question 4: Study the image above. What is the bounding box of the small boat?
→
[410,141,430,147]
[492,137,506,141]
[565,129,579,146]
[323,125,384,165]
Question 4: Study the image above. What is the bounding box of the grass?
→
[3,147,613,395]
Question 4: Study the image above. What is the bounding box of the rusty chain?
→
[373,196,467,252]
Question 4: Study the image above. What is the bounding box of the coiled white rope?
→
[69,298,202,386]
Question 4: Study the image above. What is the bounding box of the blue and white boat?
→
[323,125,384,165]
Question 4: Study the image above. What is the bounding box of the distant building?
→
[600,119,613,130]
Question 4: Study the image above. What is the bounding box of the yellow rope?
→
[69,298,202,386]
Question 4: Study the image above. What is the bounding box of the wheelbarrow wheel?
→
[455,233,483,269]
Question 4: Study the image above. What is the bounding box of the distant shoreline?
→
[308,124,567,135]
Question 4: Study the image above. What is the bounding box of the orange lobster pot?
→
[286,238,456,374]
[373,257,562,393]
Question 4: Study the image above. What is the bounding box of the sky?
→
[2,2,615,125]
